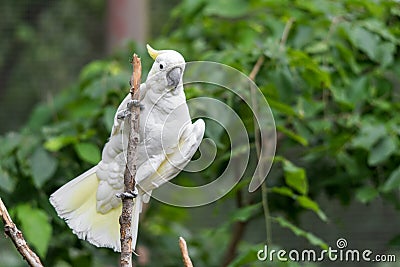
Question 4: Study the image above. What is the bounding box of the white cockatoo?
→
[50,45,205,252]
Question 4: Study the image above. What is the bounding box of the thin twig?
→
[248,56,272,246]
[221,220,247,267]
[322,16,342,119]
[280,18,295,49]
[179,237,193,267]
[0,198,43,267]
[120,54,142,267]
[222,55,270,267]
[221,181,247,267]
[249,56,265,81]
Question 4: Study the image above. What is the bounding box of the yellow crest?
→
[146,44,161,60]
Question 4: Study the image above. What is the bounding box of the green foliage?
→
[0,0,106,133]
[74,143,101,165]
[30,147,58,188]
[0,59,130,266]
[230,203,262,222]
[282,160,308,195]
[14,204,52,258]
[382,166,400,192]
[273,217,327,250]
[0,0,399,266]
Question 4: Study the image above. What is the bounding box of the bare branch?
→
[120,54,142,267]
[179,237,193,267]
[221,221,247,267]
[249,56,265,82]
[0,198,43,267]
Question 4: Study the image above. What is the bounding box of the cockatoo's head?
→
[146,44,185,93]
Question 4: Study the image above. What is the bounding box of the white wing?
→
[137,119,205,196]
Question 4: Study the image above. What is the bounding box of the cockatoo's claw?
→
[117,99,144,120]
[116,190,138,199]
[127,99,144,111]
[117,110,130,120]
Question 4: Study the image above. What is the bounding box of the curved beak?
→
[167,67,182,89]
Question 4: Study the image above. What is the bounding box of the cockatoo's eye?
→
[159,61,166,70]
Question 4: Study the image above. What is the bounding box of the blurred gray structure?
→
[107,0,148,51]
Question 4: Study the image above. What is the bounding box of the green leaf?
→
[83,73,128,99]
[381,166,400,192]
[351,123,386,150]
[332,77,370,108]
[296,196,327,222]
[361,19,399,44]
[271,186,295,197]
[0,132,21,156]
[267,98,298,117]
[355,186,378,204]
[308,119,332,133]
[230,203,262,222]
[296,97,325,119]
[370,99,392,111]
[336,152,359,177]
[368,136,397,166]
[305,41,329,54]
[344,23,396,66]
[0,166,16,193]
[346,25,380,61]
[44,135,77,152]
[67,98,99,119]
[29,147,58,188]
[375,42,396,67]
[54,261,73,267]
[273,216,328,249]
[288,49,331,88]
[277,125,308,146]
[74,142,101,164]
[227,243,263,267]
[79,60,121,88]
[204,0,250,18]
[103,106,116,131]
[27,105,53,131]
[334,41,361,74]
[15,204,52,258]
[283,160,308,195]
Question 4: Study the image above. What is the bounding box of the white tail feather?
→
[50,166,124,252]
[131,194,142,251]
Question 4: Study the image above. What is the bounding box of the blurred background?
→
[0,0,400,266]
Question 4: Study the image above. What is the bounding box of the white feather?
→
[50,167,122,251]
[137,119,205,193]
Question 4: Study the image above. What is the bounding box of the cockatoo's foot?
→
[117,110,130,120]
[127,99,144,110]
[116,188,138,199]
[117,100,144,120]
